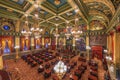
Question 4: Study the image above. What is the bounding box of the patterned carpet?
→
[5,55,105,80]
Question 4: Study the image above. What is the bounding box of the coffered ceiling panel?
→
[31,8,54,19]
[0,6,22,18]
[0,0,31,11]
[48,17,65,24]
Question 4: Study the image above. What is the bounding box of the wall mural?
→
[35,38,41,49]
[76,37,86,51]
[0,36,14,54]
[44,37,50,48]
[90,35,107,47]
[59,38,64,49]
[89,20,106,31]
[20,36,30,51]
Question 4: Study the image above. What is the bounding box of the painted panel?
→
[76,37,86,51]
[44,37,50,48]
[34,38,42,49]
[0,36,14,54]
[20,36,30,51]
[90,35,107,47]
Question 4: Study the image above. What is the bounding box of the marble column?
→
[114,31,116,63]
[72,38,75,50]
[15,20,20,59]
[86,36,90,61]
[0,56,3,69]
[86,24,90,60]
[42,37,44,48]
[63,37,66,49]
[0,46,3,69]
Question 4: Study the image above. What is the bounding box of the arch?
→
[89,10,109,24]
[83,0,115,14]
[85,1,113,20]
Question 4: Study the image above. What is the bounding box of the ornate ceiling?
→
[0,0,120,33]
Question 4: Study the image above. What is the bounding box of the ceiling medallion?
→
[54,0,61,5]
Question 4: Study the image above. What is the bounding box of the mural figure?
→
[76,38,86,51]
[24,40,28,51]
[59,38,63,47]
[45,42,48,48]
[4,40,10,54]
[36,40,40,49]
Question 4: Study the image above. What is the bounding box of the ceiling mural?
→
[90,35,107,47]
[0,0,119,34]
[89,20,106,31]
[86,2,113,20]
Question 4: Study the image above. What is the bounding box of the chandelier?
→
[21,16,32,37]
[30,6,43,38]
[65,22,71,39]
[30,20,43,38]
[54,24,60,38]
[54,0,61,5]
[54,60,67,79]
[72,14,83,40]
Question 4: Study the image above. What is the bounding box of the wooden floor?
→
[5,55,105,80]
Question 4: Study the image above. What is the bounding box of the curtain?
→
[116,32,120,68]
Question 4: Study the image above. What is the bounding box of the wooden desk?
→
[70,74,78,80]
[52,74,59,80]
[88,75,98,80]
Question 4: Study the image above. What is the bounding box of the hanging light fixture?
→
[65,21,71,39]
[30,18,42,37]
[30,3,43,38]
[21,15,32,37]
[54,24,60,38]
[54,60,67,79]
[71,11,83,40]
